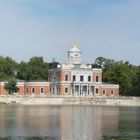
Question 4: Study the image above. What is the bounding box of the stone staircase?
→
[16,96,34,104]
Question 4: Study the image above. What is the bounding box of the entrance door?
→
[83,86,87,96]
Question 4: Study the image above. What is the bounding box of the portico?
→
[72,83,94,96]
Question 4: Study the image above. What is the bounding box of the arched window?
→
[40,88,44,94]
[32,88,35,94]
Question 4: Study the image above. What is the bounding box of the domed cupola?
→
[68,43,82,64]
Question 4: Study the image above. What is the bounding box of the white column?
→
[55,85,57,95]
[89,86,92,96]
[90,86,94,95]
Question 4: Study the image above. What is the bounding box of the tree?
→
[17,57,49,81]
[94,57,115,70]
[4,78,19,94]
[0,56,18,80]
[127,66,140,96]
[103,62,136,95]
[16,61,30,81]
[93,57,138,96]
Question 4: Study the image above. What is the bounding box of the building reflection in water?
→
[0,105,120,139]
[59,106,119,140]
[0,106,61,138]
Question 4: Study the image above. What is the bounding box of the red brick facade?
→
[0,82,50,96]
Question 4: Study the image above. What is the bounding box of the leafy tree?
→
[94,57,106,68]
[94,57,115,70]
[4,78,19,94]
[0,56,18,80]
[17,57,49,81]
[103,62,136,95]
[16,61,30,81]
[28,57,49,80]
[127,66,140,96]
[93,57,138,96]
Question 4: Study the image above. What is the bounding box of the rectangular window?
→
[65,87,68,93]
[102,90,106,95]
[88,76,91,82]
[32,88,35,93]
[111,90,114,95]
[40,88,44,94]
[65,75,68,81]
[73,75,76,81]
[96,76,99,82]
[80,75,84,81]
[95,88,98,94]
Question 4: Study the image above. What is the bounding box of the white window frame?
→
[80,75,84,82]
[88,76,91,82]
[96,75,99,82]
[95,87,99,96]
[111,89,114,96]
[102,89,106,96]
[65,75,68,81]
[64,87,69,94]
[73,75,76,81]
[32,88,35,94]
[40,88,44,95]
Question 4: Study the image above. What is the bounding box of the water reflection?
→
[59,106,120,139]
[0,105,140,140]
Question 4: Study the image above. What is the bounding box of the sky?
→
[0,0,140,65]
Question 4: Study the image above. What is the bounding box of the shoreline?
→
[0,96,140,106]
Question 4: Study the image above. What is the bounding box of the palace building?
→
[0,43,119,96]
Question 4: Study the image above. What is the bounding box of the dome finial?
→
[72,42,78,48]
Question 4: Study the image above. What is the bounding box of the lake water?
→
[0,105,140,140]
